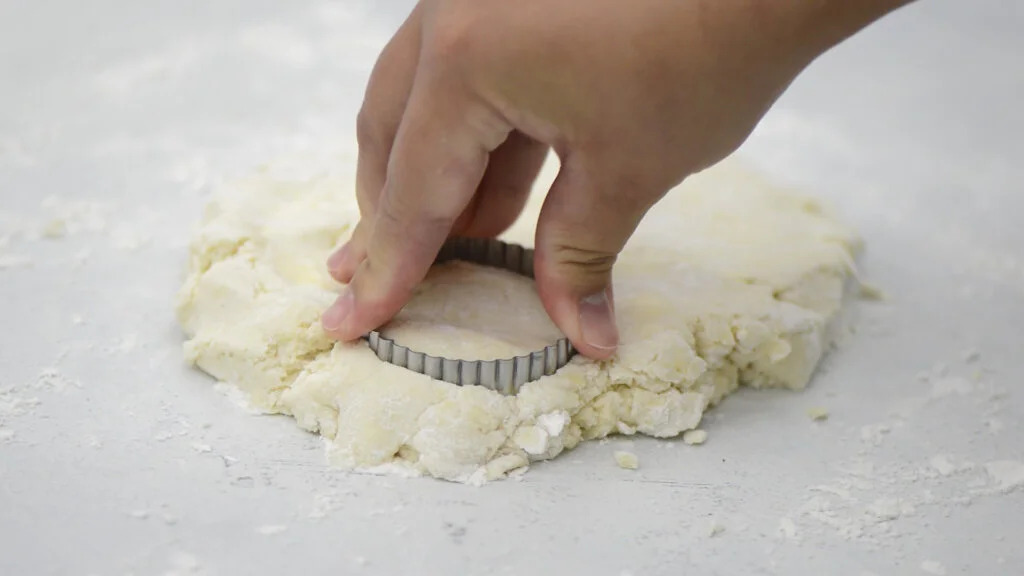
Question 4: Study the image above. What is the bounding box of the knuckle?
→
[427,11,481,63]
[354,184,376,216]
[377,191,453,235]
[551,244,618,277]
[376,189,414,227]
[436,149,486,188]
[355,106,385,152]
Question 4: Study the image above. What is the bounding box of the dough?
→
[175,152,860,484]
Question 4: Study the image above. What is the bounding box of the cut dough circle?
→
[175,152,860,484]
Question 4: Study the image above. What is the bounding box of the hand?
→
[322,0,912,358]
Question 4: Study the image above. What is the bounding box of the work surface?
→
[2,1,1022,575]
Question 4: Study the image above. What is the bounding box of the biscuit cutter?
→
[364,237,576,395]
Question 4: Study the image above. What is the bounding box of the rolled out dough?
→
[175,153,860,484]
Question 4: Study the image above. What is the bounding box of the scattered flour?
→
[928,455,956,477]
[785,355,1020,556]
[162,552,210,576]
[920,560,947,575]
[105,334,139,354]
[929,376,973,398]
[0,136,37,167]
[0,364,80,436]
[777,517,799,540]
[39,196,108,235]
[237,24,317,68]
[860,423,891,446]
[35,367,79,392]
[983,460,1024,492]
[213,382,271,415]
[305,491,346,518]
[91,37,207,99]
[0,369,70,432]
[0,254,32,269]
[866,497,915,521]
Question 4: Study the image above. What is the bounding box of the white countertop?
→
[1,1,1022,575]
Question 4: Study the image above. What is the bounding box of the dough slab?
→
[175,155,860,483]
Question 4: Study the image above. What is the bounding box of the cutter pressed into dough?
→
[363,237,576,395]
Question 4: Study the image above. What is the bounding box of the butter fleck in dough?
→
[175,153,860,483]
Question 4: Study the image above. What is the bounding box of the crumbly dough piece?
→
[683,429,709,446]
[614,451,640,470]
[175,153,860,483]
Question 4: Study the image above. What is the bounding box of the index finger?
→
[321,74,513,341]
[328,4,423,284]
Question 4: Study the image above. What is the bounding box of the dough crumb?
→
[806,407,829,421]
[920,560,946,575]
[614,451,639,470]
[706,520,725,538]
[41,219,67,238]
[857,282,886,301]
[867,496,914,520]
[682,429,709,445]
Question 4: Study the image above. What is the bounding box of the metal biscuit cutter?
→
[363,237,576,395]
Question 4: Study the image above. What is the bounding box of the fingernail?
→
[578,289,618,351]
[322,289,354,333]
[327,244,350,274]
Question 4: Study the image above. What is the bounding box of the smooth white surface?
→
[1,1,1022,575]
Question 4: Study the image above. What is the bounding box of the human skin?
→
[322,0,916,359]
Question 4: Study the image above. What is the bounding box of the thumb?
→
[533,155,651,360]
